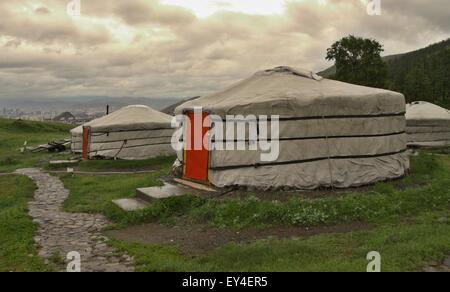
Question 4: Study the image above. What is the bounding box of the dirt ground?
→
[106,222,372,255]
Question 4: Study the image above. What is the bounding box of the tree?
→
[326,35,388,88]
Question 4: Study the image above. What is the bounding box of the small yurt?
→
[73,105,175,160]
[406,101,450,147]
[175,66,409,190]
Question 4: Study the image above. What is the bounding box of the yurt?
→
[75,105,175,160]
[70,125,83,153]
[175,66,409,190]
[406,101,450,147]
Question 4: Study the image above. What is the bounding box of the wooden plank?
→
[173,178,217,192]
[49,160,80,165]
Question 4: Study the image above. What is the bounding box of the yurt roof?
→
[70,125,83,135]
[406,101,450,121]
[175,66,405,117]
[71,105,173,133]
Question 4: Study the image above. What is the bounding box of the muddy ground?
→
[106,222,371,255]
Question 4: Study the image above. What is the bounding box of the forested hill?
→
[386,39,450,106]
[320,39,450,107]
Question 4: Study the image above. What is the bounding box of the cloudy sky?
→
[0,0,449,99]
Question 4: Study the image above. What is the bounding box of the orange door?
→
[183,111,210,183]
[82,127,90,160]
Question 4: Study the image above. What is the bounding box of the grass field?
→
[59,153,450,228]
[111,210,450,272]
[0,118,74,173]
[59,152,450,272]
[0,175,54,272]
[0,117,448,272]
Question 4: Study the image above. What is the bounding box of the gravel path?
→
[16,168,134,272]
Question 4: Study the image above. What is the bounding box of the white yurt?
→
[406,101,450,147]
[175,66,409,190]
[71,105,175,160]
[70,125,83,153]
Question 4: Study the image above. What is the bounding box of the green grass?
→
[0,118,74,173]
[111,210,450,272]
[46,155,176,172]
[0,175,54,272]
[60,157,174,225]
[59,153,450,228]
[188,154,449,228]
[56,149,450,272]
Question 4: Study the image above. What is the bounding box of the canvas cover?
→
[70,125,83,153]
[406,101,450,147]
[70,105,175,159]
[176,66,409,190]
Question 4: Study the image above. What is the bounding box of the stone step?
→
[136,183,190,203]
[112,198,149,212]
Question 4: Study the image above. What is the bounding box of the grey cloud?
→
[0,0,448,100]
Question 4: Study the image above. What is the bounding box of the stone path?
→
[423,256,450,272]
[16,168,134,272]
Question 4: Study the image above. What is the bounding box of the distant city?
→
[0,107,107,124]
[0,96,186,125]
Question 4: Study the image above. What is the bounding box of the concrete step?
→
[112,198,149,212]
[136,183,190,203]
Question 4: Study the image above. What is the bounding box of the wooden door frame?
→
[182,109,212,185]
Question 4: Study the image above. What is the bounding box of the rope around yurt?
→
[319,80,335,190]
[114,139,128,160]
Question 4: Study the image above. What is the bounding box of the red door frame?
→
[82,126,90,160]
[183,111,210,184]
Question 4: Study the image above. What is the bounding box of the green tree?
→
[326,35,388,88]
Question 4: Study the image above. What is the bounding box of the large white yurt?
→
[406,101,450,147]
[175,66,409,190]
[71,105,175,160]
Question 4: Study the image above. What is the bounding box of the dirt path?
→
[16,168,134,272]
[107,222,372,255]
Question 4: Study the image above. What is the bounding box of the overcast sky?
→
[0,0,449,99]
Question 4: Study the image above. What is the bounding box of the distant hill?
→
[318,53,403,78]
[317,54,405,79]
[319,39,450,107]
[0,96,184,113]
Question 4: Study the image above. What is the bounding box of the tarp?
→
[70,105,175,159]
[406,101,450,147]
[175,66,405,117]
[176,66,409,190]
